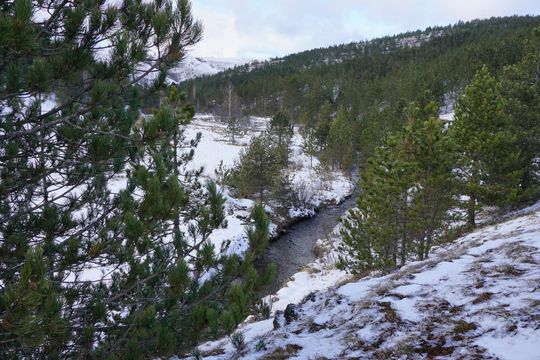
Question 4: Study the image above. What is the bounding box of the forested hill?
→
[179,16,539,155]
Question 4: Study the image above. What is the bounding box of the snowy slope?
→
[200,203,540,359]
[136,55,259,86]
[167,55,257,83]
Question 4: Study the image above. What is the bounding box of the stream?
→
[256,195,357,296]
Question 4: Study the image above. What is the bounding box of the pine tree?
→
[339,102,455,272]
[269,111,293,166]
[323,108,354,171]
[246,202,270,257]
[450,66,521,227]
[0,1,270,357]
[315,101,333,149]
[402,103,456,260]
[500,26,540,199]
[269,111,293,148]
[1,248,66,357]
[301,126,318,168]
[214,160,231,191]
[227,134,282,202]
[339,134,410,272]
[227,116,242,145]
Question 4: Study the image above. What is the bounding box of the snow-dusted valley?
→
[4,4,540,358]
[198,202,540,360]
[172,116,540,360]
[69,114,353,286]
[184,115,353,258]
[37,92,537,360]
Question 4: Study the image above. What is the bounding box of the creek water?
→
[256,195,357,296]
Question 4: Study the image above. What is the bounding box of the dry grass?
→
[378,301,401,324]
[453,320,478,334]
[260,344,302,360]
[494,264,525,276]
[299,264,320,274]
[311,243,327,258]
[472,292,493,304]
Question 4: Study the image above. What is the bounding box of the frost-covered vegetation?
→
[175,114,353,261]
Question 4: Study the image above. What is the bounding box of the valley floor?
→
[199,202,540,360]
[185,114,353,260]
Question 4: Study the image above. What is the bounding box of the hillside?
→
[182,16,540,112]
[167,56,260,83]
[200,203,540,359]
[138,55,258,87]
[179,16,540,158]
[3,1,539,358]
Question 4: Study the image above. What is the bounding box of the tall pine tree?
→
[0,1,271,357]
[451,66,521,227]
[500,26,540,199]
[339,103,455,272]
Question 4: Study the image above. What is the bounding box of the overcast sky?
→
[189,0,538,59]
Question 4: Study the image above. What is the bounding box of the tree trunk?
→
[467,193,476,228]
[39,93,48,208]
[173,130,181,243]
[424,231,432,260]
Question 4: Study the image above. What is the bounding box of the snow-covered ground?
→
[440,112,455,122]
[139,56,259,86]
[66,114,353,284]
[198,201,540,359]
[167,56,259,83]
[186,114,353,257]
[288,132,354,209]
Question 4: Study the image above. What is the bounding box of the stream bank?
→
[256,195,357,295]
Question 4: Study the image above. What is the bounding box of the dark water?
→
[256,195,357,295]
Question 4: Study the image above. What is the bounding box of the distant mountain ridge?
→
[180,26,447,81]
[166,27,440,84]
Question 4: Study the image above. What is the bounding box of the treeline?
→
[339,27,540,273]
[181,16,540,163]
